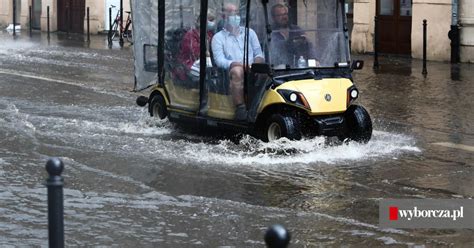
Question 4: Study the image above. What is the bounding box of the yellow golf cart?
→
[133,0,372,143]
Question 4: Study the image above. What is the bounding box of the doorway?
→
[376,0,412,54]
[105,0,121,31]
[57,0,85,33]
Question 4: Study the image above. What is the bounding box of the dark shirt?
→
[270,24,317,67]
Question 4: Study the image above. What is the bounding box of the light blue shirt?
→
[211,26,264,69]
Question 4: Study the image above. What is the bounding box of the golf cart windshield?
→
[251,0,350,69]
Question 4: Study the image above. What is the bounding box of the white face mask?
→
[227,15,241,28]
[207,20,216,30]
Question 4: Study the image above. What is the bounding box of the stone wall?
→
[411,0,451,61]
[351,0,376,53]
[460,0,474,63]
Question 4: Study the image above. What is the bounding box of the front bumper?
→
[314,115,345,136]
[301,114,345,137]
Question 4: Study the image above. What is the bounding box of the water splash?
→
[169,131,420,166]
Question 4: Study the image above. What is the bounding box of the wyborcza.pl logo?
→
[389,206,464,221]
[379,199,473,229]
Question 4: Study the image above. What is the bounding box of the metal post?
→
[422,19,427,75]
[109,7,112,31]
[264,225,290,248]
[12,0,16,36]
[87,7,90,43]
[29,5,32,36]
[449,25,460,63]
[46,158,65,248]
[373,16,379,69]
[47,6,50,39]
[66,7,69,36]
[119,0,124,46]
[449,0,460,63]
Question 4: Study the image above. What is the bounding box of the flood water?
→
[0,33,473,247]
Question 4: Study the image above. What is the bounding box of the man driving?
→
[270,3,317,67]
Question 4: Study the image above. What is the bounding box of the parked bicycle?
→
[108,5,133,44]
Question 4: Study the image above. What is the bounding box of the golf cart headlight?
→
[350,89,359,99]
[277,89,311,110]
[347,86,359,107]
[289,93,298,102]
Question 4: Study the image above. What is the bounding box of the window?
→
[400,0,412,16]
[380,0,394,16]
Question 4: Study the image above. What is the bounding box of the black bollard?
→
[87,7,90,43]
[264,224,290,248]
[422,19,427,75]
[29,6,32,36]
[373,16,379,69]
[66,7,69,36]
[119,0,124,47]
[109,7,112,31]
[449,25,460,63]
[47,6,50,39]
[46,158,65,248]
[12,0,16,36]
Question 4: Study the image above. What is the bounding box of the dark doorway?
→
[57,0,85,33]
[32,0,42,29]
[376,0,412,54]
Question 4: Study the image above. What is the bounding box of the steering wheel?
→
[286,35,310,58]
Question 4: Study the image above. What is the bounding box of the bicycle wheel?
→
[124,21,133,43]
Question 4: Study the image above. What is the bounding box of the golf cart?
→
[133,0,372,142]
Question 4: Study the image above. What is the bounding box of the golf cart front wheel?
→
[149,94,168,119]
[341,105,372,143]
[264,114,301,142]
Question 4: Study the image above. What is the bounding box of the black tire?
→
[148,94,168,119]
[342,105,372,143]
[263,114,301,142]
[124,22,133,43]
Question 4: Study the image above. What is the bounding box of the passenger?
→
[270,3,317,67]
[177,10,217,82]
[211,3,264,121]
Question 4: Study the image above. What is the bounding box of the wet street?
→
[0,32,473,247]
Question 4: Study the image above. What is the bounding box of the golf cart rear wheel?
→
[149,94,168,119]
[341,105,372,143]
[264,114,301,142]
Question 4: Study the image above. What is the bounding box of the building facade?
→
[1,0,472,62]
[351,0,473,62]
[0,0,131,34]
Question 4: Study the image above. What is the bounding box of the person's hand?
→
[254,57,265,64]
[230,62,243,69]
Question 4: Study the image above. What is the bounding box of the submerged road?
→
[0,33,473,246]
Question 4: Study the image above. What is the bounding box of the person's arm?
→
[190,30,201,62]
[178,31,194,69]
[249,29,264,62]
[211,33,233,69]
